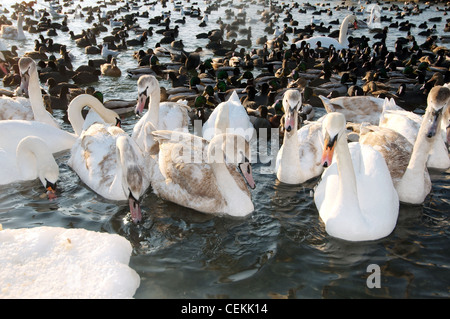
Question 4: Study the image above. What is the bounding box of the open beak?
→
[128,192,142,223]
[238,161,256,189]
[321,133,337,167]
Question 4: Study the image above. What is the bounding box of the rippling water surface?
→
[0,0,449,299]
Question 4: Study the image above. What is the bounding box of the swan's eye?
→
[138,86,148,97]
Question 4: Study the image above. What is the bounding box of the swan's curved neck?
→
[208,145,252,216]
[406,110,438,172]
[147,86,160,128]
[68,95,115,136]
[335,136,359,205]
[339,16,352,45]
[16,137,57,185]
[17,16,24,33]
[277,114,301,183]
[28,68,59,128]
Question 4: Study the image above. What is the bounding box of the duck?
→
[68,122,150,224]
[314,112,399,241]
[71,69,101,85]
[100,57,121,77]
[0,136,58,200]
[0,12,25,40]
[43,85,69,111]
[23,46,47,60]
[202,90,255,142]
[132,74,191,153]
[295,15,356,50]
[0,57,60,127]
[150,130,256,217]
[275,89,324,184]
[319,95,388,125]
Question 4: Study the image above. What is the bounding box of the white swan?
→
[275,89,324,184]
[150,130,256,217]
[314,112,399,241]
[0,57,57,125]
[367,4,382,31]
[0,13,25,40]
[296,15,356,50]
[0,136,58,199]
[202,90,255,142]
[68,97,150,223]
[132,74,191,153]
[380,92,450,170]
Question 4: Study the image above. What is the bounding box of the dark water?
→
[0,0,449,299]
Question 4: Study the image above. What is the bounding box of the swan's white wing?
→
[68,124,126,200]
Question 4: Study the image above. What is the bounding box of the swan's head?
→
[136,74,159,116]
[321,112,346,167]
[424,85,450,138]
[18,136,59,200]
[209,133,256,189]
[116,136,144,223]
[345,15,357,25]
[18,57,36,96]
[282,89,302,133]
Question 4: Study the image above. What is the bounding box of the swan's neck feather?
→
[338,16,352,46]
[210,162,253,216]
[28,70,59,128]
[277,130,301,183]
[148,86,160,128]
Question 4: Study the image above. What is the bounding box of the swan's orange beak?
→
[46,186,57,200]
[321,133,337,168]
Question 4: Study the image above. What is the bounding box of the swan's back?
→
[68,124,129,200]
[0,120,76,154]
[202,91,255,141]
[0,97,33,121]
